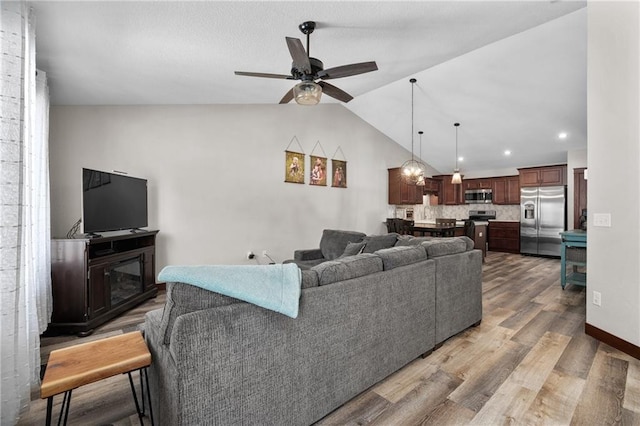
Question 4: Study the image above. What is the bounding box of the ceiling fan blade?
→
[235,71,293,79]
[286,37,311,74]
[279,88,294,104]
[318,81,353,103]
[317,61,378,80]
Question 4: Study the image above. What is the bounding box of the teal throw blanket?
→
[158,263,302,318]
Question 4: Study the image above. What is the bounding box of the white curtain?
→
[1,3,52,424]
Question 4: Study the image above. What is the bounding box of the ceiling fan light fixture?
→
[293,81,322,105]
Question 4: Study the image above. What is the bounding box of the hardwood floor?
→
[18,252,640,425]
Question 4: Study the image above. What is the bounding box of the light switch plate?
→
[593,213,611,227]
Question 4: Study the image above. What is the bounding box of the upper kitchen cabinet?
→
[492,176,520,205]
[518,165,567,187]
[435,175,464,205]
[423,177,440,194]
[464,179,493,190]
[388,168,423,205]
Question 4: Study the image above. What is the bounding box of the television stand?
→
[85,232,103,239]
[47,230,159,336]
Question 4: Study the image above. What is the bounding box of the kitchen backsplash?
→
[394,204,520,221]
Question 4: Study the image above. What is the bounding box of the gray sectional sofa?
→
[144,230,482,425]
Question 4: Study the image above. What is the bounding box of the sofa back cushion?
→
[376,245,428,270]
[160,282,241,345]
[319,229,367,260]
[421,237,472,258]
[362,233,399,253]
[311,253,383,285]
[395,235,434,247]
[301,270,319,289]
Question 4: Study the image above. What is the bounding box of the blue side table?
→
[560,230,587,289]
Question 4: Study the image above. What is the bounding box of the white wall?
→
[567,148,587,229]
[49,104,411,270]
[587,2,640,345]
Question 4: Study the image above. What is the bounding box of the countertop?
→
[413,220,465,227]
[488,219,520,223]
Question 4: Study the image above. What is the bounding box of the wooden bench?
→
[40,330,153,425]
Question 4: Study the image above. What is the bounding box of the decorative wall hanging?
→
[284,136,305,184]
[309,140,327,186]
[331,146,347,188]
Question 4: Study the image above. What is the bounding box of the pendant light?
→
[451,122,462,185]
[416,130,426,186]
[401,78,427,184]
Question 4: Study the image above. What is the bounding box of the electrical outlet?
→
[593,213,611,227]
[593,290,601,306]
[246,251,255,260]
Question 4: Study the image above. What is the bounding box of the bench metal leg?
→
[127,368,154,425]
[127,371,145,425]
[45,390,73,426]
[45,396,53,426]
[143,367,154,425]
[61,390,72,426]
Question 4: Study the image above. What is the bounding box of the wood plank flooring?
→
[17,252,640,425]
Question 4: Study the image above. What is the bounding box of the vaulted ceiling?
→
[31,1,587,175]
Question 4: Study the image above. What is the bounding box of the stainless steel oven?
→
[465,189,492,204]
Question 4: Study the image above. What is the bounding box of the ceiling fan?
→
[234,21,378,105]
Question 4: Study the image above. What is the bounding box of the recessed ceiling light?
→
[558,132,568,140]
[458,156,464,162]
[504,150,511,156]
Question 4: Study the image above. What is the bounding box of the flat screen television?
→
[82,168,148,234]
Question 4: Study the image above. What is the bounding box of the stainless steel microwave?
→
[465,189,492,204]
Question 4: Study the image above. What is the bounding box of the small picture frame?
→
[285,151,305,184]
[331,160,347,188]
[309,156,327,186]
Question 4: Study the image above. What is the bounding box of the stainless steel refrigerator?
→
[520,186,566,256]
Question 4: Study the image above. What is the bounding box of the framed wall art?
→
[285,150,305,184]
[309,155,327,186]
[284,136,306,184]
[331,159,347,188]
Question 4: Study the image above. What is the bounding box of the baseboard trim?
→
[585,322,640,360]
[156,282,166,291]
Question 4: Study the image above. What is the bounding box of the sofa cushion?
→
[376,245,428,270]
[339,241,366,258]
[311,253,383,285]
[301,269,319,289]
[319,229,367,260]
[395,235,434,247]
[461,236,475,251]
[160,282,241,345]
[362,233,399,253]
[421,237,469,258]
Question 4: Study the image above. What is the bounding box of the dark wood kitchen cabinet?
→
[435,175,464,205]
[464,179,493,190]
[519,165,567,187]
[423,177,440,193]
[47,230,158,336]
[488,221,520,253]
[388,168,423,205]
[492,175,520,205]
[574,168,587,229]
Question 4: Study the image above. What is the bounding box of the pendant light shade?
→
[401,78,427,184]
[451,122,462,185]
[416,130,426,186]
